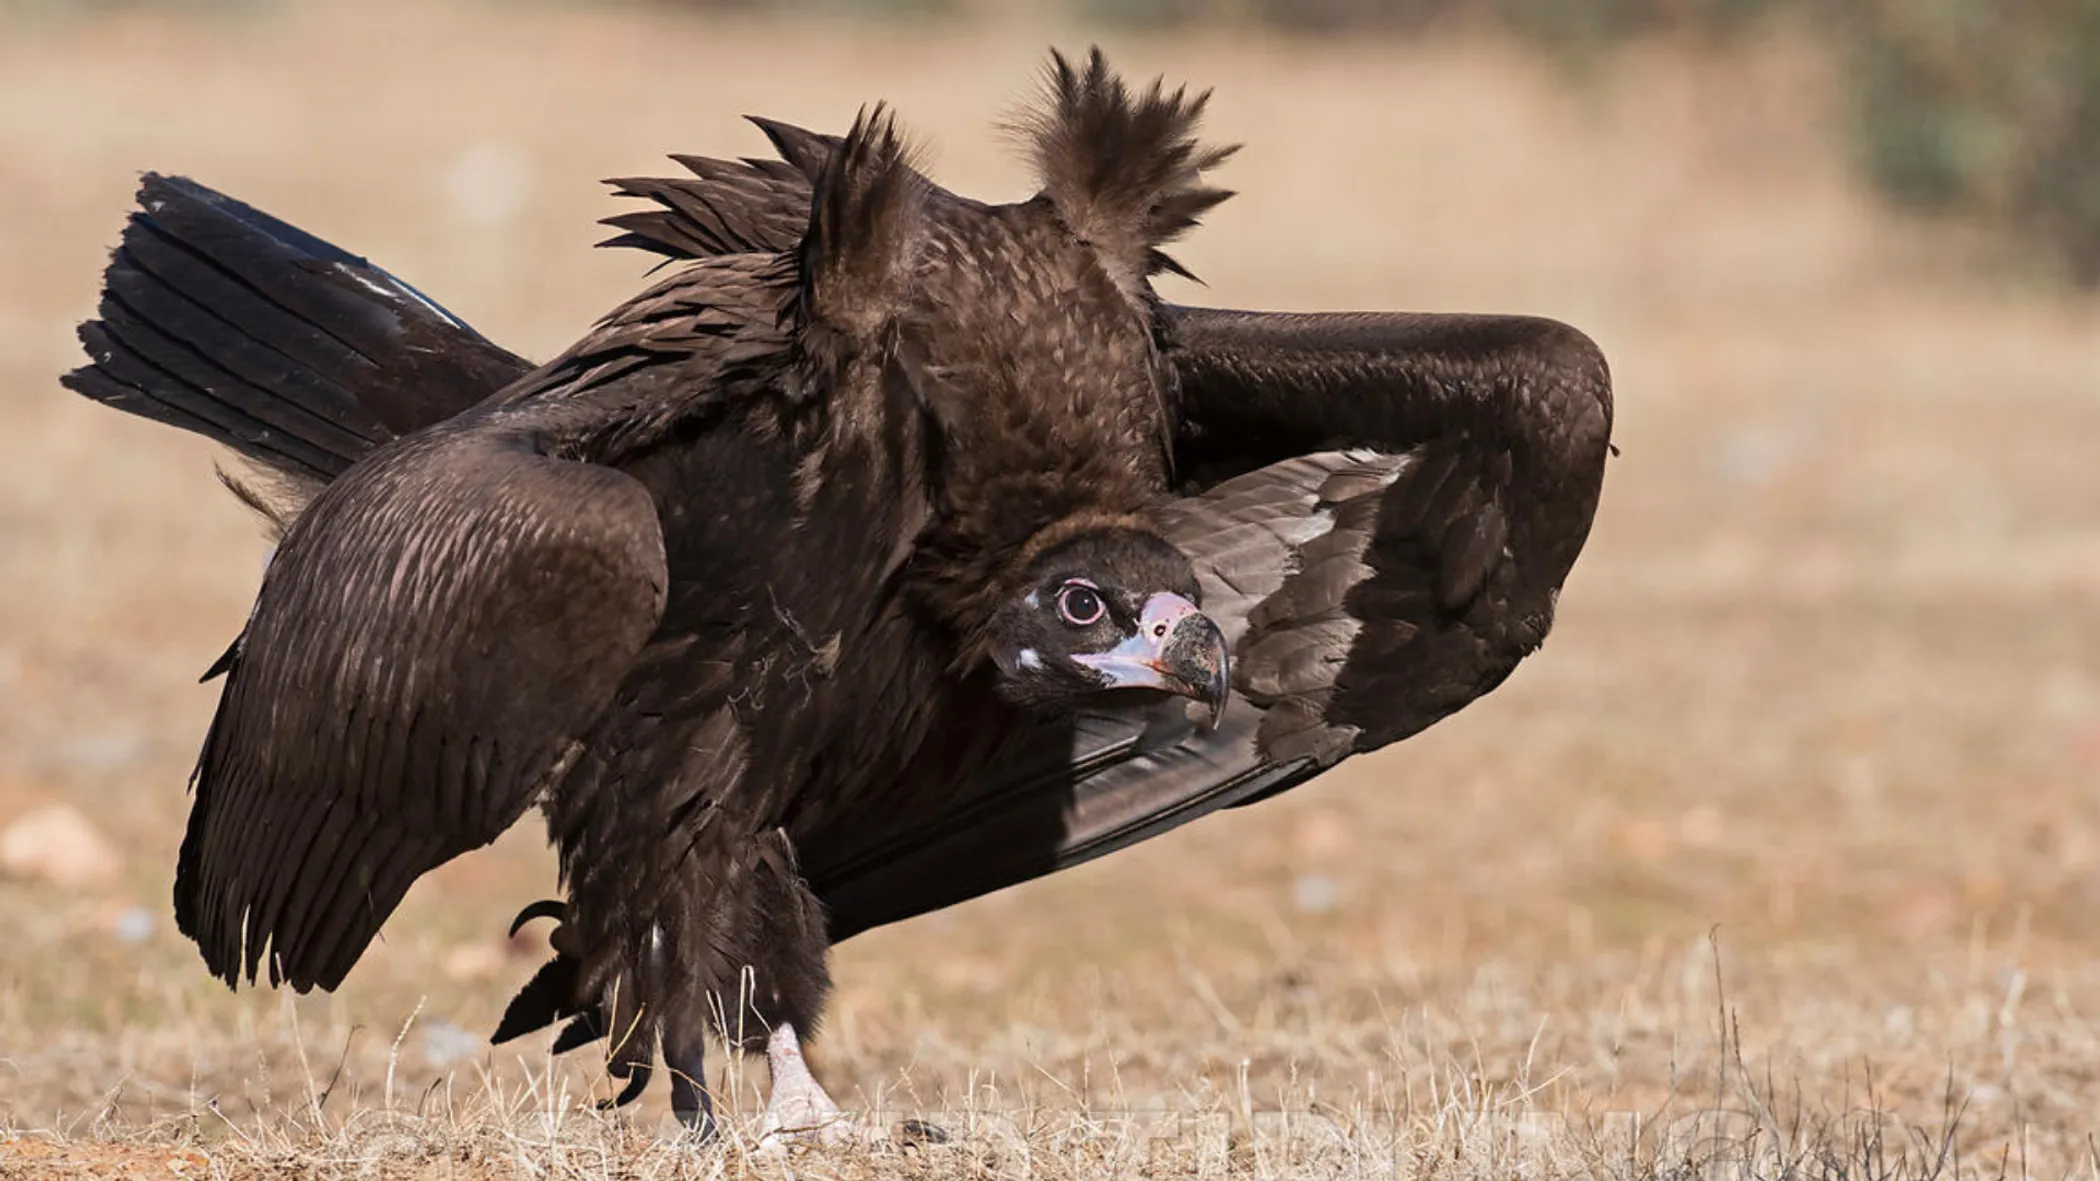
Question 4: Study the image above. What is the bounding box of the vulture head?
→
[985,525,1229,726]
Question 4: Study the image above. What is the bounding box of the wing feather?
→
[177,426,668,991]
[810,451,1396,939]
[813,307,1613,940]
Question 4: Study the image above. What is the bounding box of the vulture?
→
[60,50,1613,1140]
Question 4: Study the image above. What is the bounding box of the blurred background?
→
[1,0,2097,1169]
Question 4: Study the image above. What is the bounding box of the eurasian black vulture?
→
[61,49,1614,1140]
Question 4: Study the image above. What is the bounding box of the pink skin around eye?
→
[1057,580,1105,626]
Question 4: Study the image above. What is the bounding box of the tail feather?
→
[77,315,350,484]
[107,206,398,437]
[62,173,531,485]
[67,320,250,445]
[95,257,381,478]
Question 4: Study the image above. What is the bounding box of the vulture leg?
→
[755,1022,852,1146]
[663,1024,716,1139]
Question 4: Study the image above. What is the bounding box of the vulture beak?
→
[1072,592,1232,729]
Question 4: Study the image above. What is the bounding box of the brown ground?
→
[1,4,2097,1177]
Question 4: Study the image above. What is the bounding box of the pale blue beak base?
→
[1071,592,1230,727]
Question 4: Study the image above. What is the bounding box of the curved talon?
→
[507,898,567,938]
[598,1059,652,1110]
[491,954,580,1045]
[551,1010,608,1055]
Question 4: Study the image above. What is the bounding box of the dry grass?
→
[2,3,2098,1177]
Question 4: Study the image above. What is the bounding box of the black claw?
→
[598,1059,652,1110]
[507,898,567,939]
[551,1009,608,1055]
[491,955,581,1045]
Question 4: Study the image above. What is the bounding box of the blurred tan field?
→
[2,2,2098,1176]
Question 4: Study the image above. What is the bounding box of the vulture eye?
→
[1056,582,1106,628]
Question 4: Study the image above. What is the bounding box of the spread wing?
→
[812,307,1613,940]
[179,428,668,991]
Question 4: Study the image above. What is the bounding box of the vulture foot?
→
[753,1022,863,1149]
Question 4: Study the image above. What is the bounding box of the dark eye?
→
[1056,583,1105,627]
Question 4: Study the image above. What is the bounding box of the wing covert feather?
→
[1161,307,1611,752]
[811,452,1393,940]
[178,428,668,990]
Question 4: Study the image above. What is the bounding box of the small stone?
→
[1292,873,1339,915]
[0,803,122,889]
[421,1018,485,1068]
[113,906,156,943]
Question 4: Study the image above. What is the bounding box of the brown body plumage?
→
[61,49,1614,1134]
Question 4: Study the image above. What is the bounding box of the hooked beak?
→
[1071,592,1231,729]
